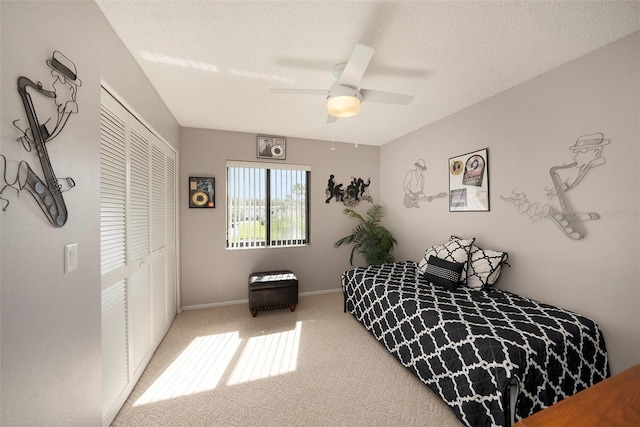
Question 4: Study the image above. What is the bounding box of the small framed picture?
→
[448,148,489,212]
[189,176,215,208]
[257,135,286,160]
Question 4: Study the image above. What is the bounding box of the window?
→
[227,161,310,248]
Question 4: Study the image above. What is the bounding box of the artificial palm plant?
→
[334,204,397,266]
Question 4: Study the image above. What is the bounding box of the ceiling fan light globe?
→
[327,95,361,117]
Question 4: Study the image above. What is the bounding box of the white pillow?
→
[466,245,509,289]
[418,238,475,283]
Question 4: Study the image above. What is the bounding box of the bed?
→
[341,237,609,427]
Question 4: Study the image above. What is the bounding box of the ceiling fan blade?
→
[339,44,375,88]
[270,88,326,96]
[360,88,413,105]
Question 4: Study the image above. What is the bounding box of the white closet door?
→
[99,96,129,418]
[128,120,152,375]
[165,152,177,324]
[129,265,151,375]
[101,279,129,413]
[128,123,151,263]
[166,151,176,245]
[151,143,166,252]
[150,142,167,345]
[99,87,178,426]
[99,101,127,277]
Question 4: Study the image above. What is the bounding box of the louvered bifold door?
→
[165,151,177,324]
[166,151,176,246]
[128,124,151,264]
[128,120,152,376]
[100,87,178,426]
[150,142,167,345]
[99,93,129,418]
[151,143,166,252]
[100,101,127,277]
[101,279,128,414]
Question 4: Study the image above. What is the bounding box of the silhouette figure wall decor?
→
[326,174,372,207]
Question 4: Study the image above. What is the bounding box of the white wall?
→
[180,128,379,307]
[380,33,640,375]
[0,1,179,425]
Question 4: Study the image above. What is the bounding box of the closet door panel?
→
[99,100,127,276]
[165,151,177,324]
[151,143,166,252]
[166,151,176,245]
[128,122,151,264]
[150,252,167,346]
[165,244,177,326]
[127,119,153,377]
[101,279,129,416]
[100,92,130,421]
[130,265,151,375]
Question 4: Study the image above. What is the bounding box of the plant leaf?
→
[334,204,397,266]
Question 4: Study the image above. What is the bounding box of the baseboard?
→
[299,288,342,296]
[181,287,341,311]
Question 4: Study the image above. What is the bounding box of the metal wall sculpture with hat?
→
[500,133,610,240]
[403,158,447,208]
[1,51,80,226]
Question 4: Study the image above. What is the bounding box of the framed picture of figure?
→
[257,135,286,160]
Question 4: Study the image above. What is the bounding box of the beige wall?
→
[179,128,379,307]
[0,1,179,424]
[380,32,640,375]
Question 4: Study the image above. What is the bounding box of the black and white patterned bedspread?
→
[341,261,609,427]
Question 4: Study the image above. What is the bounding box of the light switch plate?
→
[64,243,78,273]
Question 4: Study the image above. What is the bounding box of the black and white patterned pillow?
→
[417,237,475,282]
[423,256,464,291]
[466,245,509,289]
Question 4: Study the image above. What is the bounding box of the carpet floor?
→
[111,291,462,426]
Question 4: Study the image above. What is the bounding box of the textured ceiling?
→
[96,1,640,146]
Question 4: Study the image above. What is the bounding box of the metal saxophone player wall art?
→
[8,50,81,227]
[500,133,610,240]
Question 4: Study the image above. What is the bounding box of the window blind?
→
[227,161,309,249]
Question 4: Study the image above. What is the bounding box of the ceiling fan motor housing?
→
[327,82,362,117]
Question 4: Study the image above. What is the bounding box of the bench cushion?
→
[249,271,298,290]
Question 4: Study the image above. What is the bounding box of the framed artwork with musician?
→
[449,148,489,212]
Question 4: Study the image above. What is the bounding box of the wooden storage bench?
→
[248,270,298,317]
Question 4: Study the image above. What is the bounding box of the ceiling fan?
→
[271,44,413,122]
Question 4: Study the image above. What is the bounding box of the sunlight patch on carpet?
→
[134,332,241,406]
[227,321,301,385]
